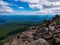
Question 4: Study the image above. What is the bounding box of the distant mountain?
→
[0,18,6,23]
[0,15,54,23]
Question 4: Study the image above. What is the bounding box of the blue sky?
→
[0,0,60,15]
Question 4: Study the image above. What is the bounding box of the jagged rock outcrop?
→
[3,15,60,45]
[30,38,49,45]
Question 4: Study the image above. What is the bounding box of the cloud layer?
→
[20,0,60,15]
[0,0,60,15]
[0,0,14,13]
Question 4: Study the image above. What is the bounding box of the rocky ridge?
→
[3,15,60,45]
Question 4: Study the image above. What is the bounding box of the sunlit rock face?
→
[30,38,49,45]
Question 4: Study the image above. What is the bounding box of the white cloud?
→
[0,0,13,13]
[20,0,39,3]
[37,7,60,15]
[0,0,60,15]
[52,2,60,6]
[49,0,60,2]
[29,4,44,9]
[0,0,8,6]
[16,7,60,15]
[18,7,24,9]
[20,0,60,15]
